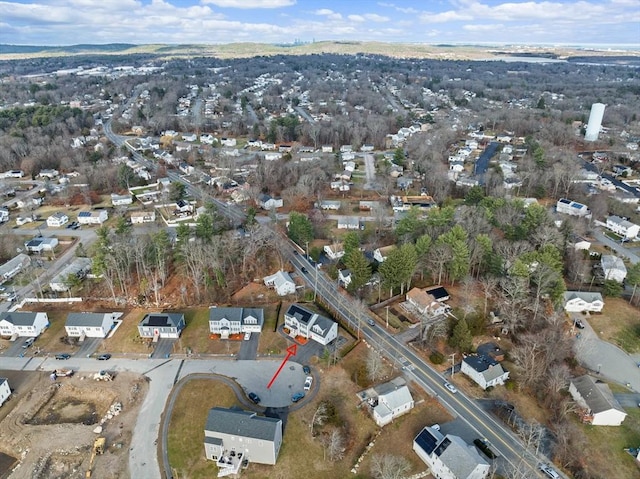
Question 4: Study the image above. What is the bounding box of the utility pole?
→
[386,306,389,329]
[313,264,319,301]
[450,353,456,377]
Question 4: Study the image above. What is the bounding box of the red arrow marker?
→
[267,344,297,389]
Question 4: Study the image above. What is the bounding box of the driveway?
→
[76,337,102,357]
[237,333,259,360]
[152,338,176,358]
[3,337,35,357]
[363,153,377,189]
[573,313,640,392]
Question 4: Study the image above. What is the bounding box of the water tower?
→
[585,103,605,141]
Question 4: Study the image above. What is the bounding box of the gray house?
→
[204,407,283,474]
[138,313,185,339]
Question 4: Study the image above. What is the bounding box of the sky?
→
[1,0,639,47]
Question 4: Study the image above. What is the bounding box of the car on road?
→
[574,319,585,329]
[473,438,497,459]
[55,353,71,360]
[301,267,308,274]
[538,463,560,479]
[304,376,313,391]
[243,332,251,341]
[444,382,457,394]
[367,319,375,326]
[291,392,305,403]
[248,392,261,404]
[292,249,298,255]
[302,365,311,375]
[96,353,112,361]
[22,337,35,348]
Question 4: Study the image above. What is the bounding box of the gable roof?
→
[407,288,438,309]
[264,270,294,288]
[425,286,449,301]
[286,304,315,325]
[205,407,281,441]
[571,375,626,415]
[463,354,508,382]
[209,307,264,327]
[378,384,413,410]
[563,291,603,304]
[601,255,626,272]
[0,311,39,326]
[140,313,184,328]
[66,312,110,327]
[436,435,489,479]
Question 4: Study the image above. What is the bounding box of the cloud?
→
[201,0,295,8]
[377,2,419,14]
[312,8,342,21]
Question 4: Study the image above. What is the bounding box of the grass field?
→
[587,298,640,353]
[102,308,153,354]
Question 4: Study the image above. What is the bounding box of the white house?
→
[321,145,333,153]
[65,312,116,339]
[338,269,352,287]
[0,312,49,337]
[258,194,283,210]
[209,307,264,338]
[130,211,156,224]
[367,378,415,427]
[324,243,345,260]
[46,212,69,227]
[24,236,58,253]
[284,304,338,346]
[111,193,133,206]
[373,245,396,263]
[204,407,283,471]
[317,200,341,211]
[138,312,185,339]
[0,378,10,407]
[601,255,627,283]
[337,217,360,230]
[556,198,591,217]
[406,288,448,317]
[77,210,108,225]
[569,375,627,426]
[0,207,8,223]
[461,354,510,390]
[413,427,490,479]
[606,215,639,240]
[563,291,604,313]
[263,271,296,296]
[264,152,282,161]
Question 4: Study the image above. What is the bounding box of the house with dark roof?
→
[425,286,450,302]
[360,377,415,427]
[0,378,10,407]
[569,375,627,426]
[258,194,283,210]
[25,236,58,253]
[413,427,490,479]
[209,307,264,339]
[284,304,338,346]
[65,312,116,338]
[0,312,49,337]
[461,354,510,390]
[138,312,185,339]
[204,407,283,472]
[563,291,604,313]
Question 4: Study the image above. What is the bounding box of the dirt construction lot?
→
[0,369,148,479]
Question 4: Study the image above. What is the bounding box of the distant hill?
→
[0,42,638,61]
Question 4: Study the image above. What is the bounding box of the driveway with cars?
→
[237,333,259,360]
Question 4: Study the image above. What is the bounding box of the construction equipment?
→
[54,368,74,377]
[93,370,113,381]
[85,437,106,478]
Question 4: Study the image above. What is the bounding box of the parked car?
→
[304,376,313,391]
[574,319,585,329]
[22,337,35,348]
[538,463,560,479]
[248,392,261,404]
[243,332,251,341]
[55,353,71,360]
[444,382,457,394]
[302,365,311,375]
[431,424,441,431]
[473,438,497,459]
[96,353,112,361]
[291,392,305,403]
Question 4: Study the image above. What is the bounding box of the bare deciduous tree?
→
[324,428,345,462]
[366,348,385,382]
[370,454,411,479]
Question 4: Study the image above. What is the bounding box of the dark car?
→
[574,319,585,329]
[301,267,308,274]
[291,392,305,403]
[302,365,311,375]
[96,353,112,360]
[248,392,261,404]
[474,438,497,459]
[293,249,298,255]
[55,353,71,360]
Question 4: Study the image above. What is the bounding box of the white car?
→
[538,464,560,479]
[444,382,458,394]
[304,376,313,391]
[243,332,251,341]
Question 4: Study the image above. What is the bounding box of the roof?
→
[378,384,413,410]
[209,307,264,327]
[66,312,111,327]
[205,407,281,441]
[0,254,30,277]
[463,354,508,382]
[436,435,489,479]
[286,304,315,325]
[49,212,68,219]
[424,286,449,301]
[571,375,626,415]
[140,313,184,328]
[310,314,335,338]
[563,291,603,304]
[407,288,438,309]
[607,215,637,229]
[50,257,92,285]
[0,312,39,326]
[601,255,627,272]
[264,270,294,288]
[414,427,443,455]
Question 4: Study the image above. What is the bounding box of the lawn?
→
[587,298,640,353]
[102,308,153,354]
[19,309,73,355]
[256,303,288,356]
[175,308,241,356]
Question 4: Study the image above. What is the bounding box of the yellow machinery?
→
[85,437,106,478]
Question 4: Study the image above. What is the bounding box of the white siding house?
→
[601,255,627,283]
[263,271,296,296]
[556,198,590,217]
[47,212,69,227]
[569,375,627,426]
[209,307,264,338]
[369,380,415,427]
[65,312,116,339]
[461,354,510,390]
[284,304,338,346]
[606,215,639,240]
[77,210,108,225]
[0,378,10,407]
[563,292,604,313]
[0,312,49,337]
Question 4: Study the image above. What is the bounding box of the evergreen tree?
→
[450,319,473,353]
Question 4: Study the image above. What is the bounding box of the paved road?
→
[363,153,377,189]
[593,229,639,264]
[294,106,315,123]
[474,141,500,184]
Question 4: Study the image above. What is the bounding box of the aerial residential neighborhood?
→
[0,8,639,479]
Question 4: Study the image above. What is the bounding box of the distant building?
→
[605,215,639,240]
[556,198,590,217]
[78,210,108,225]
[46,212,69,227]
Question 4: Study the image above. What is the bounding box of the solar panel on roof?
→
[78,211,91,217]
[559,199,571,204]
[433,437,451,456]
[415,429,438,455]
[146,315,171,326]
